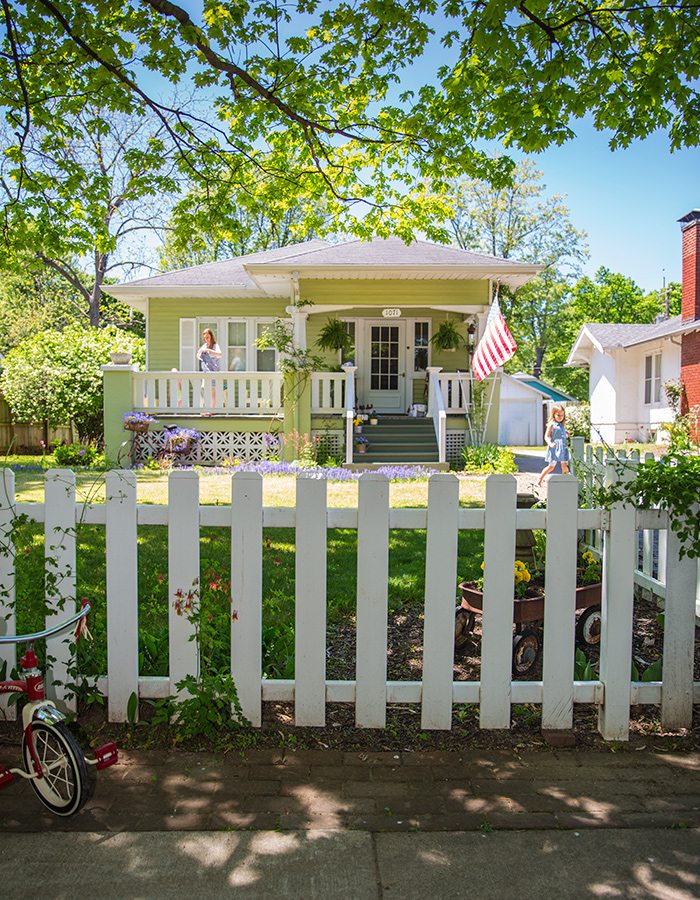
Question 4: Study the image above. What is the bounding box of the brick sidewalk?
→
[2,749,699,833]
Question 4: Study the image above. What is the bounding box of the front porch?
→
[103,366,499,466]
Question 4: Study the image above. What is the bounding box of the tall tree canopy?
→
[2,1,699,243]
[1,106,178,324]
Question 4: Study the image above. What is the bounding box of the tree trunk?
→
[89,251,109,327]
[533,346,545,379]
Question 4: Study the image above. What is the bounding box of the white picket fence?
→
[572,440,700,623]
[0,468,698,739]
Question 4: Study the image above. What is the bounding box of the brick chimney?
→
[678,210,700,414]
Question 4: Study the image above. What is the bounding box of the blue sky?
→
[511,123,698,293]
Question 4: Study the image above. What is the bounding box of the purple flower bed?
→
[226,461,441,481]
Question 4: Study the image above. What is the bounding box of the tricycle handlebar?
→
[0,602,91,645]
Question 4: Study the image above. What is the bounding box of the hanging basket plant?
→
[316,318,354,354]
[430,319,463,352]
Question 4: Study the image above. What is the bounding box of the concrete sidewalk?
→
[3,829,699,899]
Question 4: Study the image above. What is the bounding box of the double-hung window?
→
[644,353,661,404]
[179,317,280,372]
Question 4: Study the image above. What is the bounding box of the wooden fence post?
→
[168,470,199,697]
[597,461,636,740]
[0,469,16,720]
[422,474,459,730]
[44,469,77,712]
[661,511,698,730]
[356,473,389,728]
[295,476,327,726]
[231,471,263,726]
[542,475,579,731]
[106,470,139,722]
[480,474,517,730]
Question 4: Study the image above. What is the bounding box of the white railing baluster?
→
[356,473,389,728]
[231,472,263,726]
[480,474,517,729]
[106,470,139,722]
[295,476,327,726]
[45,469,77,712]
[421,474,460,730]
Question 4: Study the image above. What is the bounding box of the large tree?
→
[160,178,328,270]
[1,106,178,325]
[1,2,699,242]
[444,160,587,379]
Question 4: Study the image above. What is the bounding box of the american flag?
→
[471,296,517,382]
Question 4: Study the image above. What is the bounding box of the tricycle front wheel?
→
[23,722,92,816]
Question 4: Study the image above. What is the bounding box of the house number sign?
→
[382,308,402,318]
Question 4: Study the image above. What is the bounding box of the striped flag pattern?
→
[471,297,517,382]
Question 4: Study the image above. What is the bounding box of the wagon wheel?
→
[454,607,476,652]
[576,605,602,647]
[512,626,541,675]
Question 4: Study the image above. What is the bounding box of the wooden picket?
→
[0,468,16,720]
[106,470,139,722]
[44,469,77,712]
[3,467,699,739]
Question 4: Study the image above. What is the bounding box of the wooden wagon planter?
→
[455,581,603,676]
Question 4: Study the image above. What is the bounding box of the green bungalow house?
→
[104,237,541,466]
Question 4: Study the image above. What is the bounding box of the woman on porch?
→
[197,328,222,372]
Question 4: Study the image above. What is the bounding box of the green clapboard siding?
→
[148,297,289,370]
[299,279,488,308]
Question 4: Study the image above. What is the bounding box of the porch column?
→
[282,372,312,462]
[102,364,137,465]
[286,305,309,351]
[426,366,442,416]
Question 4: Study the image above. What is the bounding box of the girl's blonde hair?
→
[548,404,566,424]
[202,328,216,348]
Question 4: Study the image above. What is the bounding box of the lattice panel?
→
[446,430,467,463]
[133,430,276,466]
[312,430,344,457]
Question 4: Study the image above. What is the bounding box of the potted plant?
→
[430,318,463,352]
[354,435,370,454]
[316,317,354,355]
[122,411,155,433]
[353,417,363,434]
[110,350,132,365]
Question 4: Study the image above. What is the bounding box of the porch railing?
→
[310,372,347,414]
[132,372,284,415]
[438,372,470,412]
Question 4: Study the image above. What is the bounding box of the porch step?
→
[356,416,439,464]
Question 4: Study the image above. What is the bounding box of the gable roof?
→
[107,236,542,309]
[567,316,700,366]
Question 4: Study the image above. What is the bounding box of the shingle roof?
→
[584,317,684,349]
[119,241,331,289]
[512,374,577,402]
[246,236,528,269]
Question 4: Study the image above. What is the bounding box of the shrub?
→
[461,443,517,473]
[53,441,102,467]
[565,403,590,439]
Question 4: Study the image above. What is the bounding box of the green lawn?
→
[6,464,486,684]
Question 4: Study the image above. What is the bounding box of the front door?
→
[364,322,406,412]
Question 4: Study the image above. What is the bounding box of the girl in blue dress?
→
[537,404,570,487]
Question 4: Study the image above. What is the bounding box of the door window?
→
[370,325,400,390]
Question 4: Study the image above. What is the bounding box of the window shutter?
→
[179,318,196,371]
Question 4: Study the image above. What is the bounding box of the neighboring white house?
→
[566,318,690,443]
[498,373,578,446]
